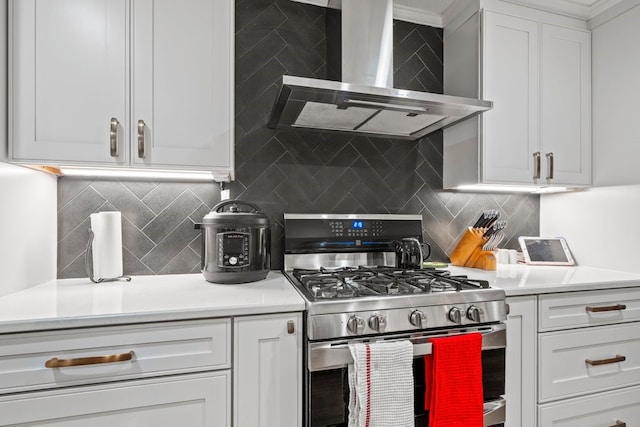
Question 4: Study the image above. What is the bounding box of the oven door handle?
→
[308,324,506,372]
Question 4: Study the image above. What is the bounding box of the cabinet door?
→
[539,384,640,426]
[539,322,640,402]
[0,372,230,426]
[482,11,539,184]
[10,0,128,165]
[505,296,537,427]
[234,313,302,427]
[132,0,233,170]
[541,24,591,186]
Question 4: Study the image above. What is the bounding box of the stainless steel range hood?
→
[267,0,492,141]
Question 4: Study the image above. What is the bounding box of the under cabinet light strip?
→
[455,184,570,193]
[58,166,228,182]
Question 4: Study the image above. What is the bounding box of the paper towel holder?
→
[85,229,131,283]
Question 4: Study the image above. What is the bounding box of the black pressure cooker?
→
[195,200,270,284]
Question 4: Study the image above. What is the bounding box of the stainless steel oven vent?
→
[267,0,492,140]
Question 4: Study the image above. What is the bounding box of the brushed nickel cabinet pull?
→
[585,355,626,366]
[287,320,295,334]
[546,152,554,180]
[137,119,146,159]
[533,152,541,180]
[110,118,119,157]
[45,351,135,368]
[586,304,627,313]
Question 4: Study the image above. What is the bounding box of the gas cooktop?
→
[291,266,490,301]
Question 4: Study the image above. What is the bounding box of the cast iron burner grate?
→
[291,266,490,300]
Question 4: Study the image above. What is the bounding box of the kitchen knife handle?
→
[137,119,146,159]
[533,152,541,180]
[110,117,119,157]
[45,351,135,368]
[546,152,554,180]
[586,304,627,313]
[585,354,626,366]
[609,420,626,427]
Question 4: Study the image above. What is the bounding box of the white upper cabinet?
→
[443,3,591,190]
[10,0,234,176]
[10,0,129,165]
[482,11,540,184]
[132,0,233,169]
[540,24,591,186]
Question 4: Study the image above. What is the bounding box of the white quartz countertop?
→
[3,264,640,334]
[446,264,640,296]
[0,271,305,334]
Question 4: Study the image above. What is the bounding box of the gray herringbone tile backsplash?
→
[57,179,220,278]
[56,0,539,278]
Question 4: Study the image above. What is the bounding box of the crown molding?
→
[290,0,640,28]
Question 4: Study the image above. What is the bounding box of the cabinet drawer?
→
[539,322,640,402]
[0,371,230,426]
[539,384,640,426]
[539,288,640,331]
[0,319,230,394]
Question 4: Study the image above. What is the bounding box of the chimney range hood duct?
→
[267,0,492,141]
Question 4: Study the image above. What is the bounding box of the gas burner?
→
[291,266,489,300]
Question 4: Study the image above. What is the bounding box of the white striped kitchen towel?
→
[348,340,414,427]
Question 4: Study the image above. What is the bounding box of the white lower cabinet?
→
[537,288,640,426]
[539,384,640,426]
[0,319,232,426]
[539,322,640,402]
[234,313,302,427]
[505,296,537,427]
[0,371,230,426]
[0,313,304,426]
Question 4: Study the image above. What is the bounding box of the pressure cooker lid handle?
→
[211,199,262,214]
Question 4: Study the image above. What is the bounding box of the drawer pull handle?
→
[585,355,626,366]
[609,421,626,427]
[45,351,135,368]
[287,320,295,334]
[586,304,627,313]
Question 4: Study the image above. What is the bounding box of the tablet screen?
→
[523,239,568,262]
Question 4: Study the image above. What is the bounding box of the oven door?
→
[305,323,506,427]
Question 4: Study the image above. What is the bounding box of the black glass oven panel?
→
[284,218,423,254]
[307,348,505,427]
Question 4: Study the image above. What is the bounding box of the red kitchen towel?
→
[423,332,484,426]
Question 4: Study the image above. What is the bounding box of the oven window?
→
[307,348,505,427]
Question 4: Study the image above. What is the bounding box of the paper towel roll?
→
[90,211,123,280]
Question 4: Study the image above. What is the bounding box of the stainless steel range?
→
[282,214,508,427]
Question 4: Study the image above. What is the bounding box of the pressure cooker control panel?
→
[217,232,250,268]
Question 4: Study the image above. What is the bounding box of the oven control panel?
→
[329,219,384,237]
[306,299,508,341]
[284,213,423,253]
[217,232,250,268]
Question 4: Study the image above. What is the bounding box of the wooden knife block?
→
[449,228,497,271]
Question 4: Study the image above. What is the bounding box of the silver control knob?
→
[467,305,483,322]
[228,256,238,265]
[347,315,365,334]
[368,314,387,332]
[448,307,462,324]
[409,310,427,328]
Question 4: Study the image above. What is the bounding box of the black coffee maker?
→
[395,237,431,269]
